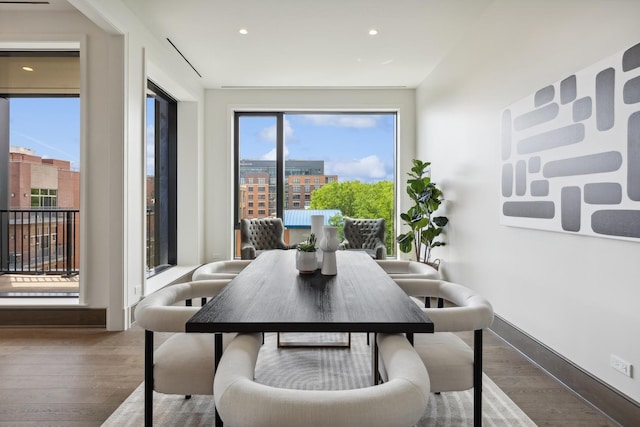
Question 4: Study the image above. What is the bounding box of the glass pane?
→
[6,96,80,282]
[237,115,278,220]
[236,115,278,256]
[285,113,396,256]
[145,82,177,276]
[145,95,156,272]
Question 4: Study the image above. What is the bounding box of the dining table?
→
[186,249,434,426]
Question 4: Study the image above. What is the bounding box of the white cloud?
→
[327,155,388,182]
[259,118,295,142]
[261,144,289,161]
[300,114,380,128]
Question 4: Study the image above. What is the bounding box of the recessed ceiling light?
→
[239,28,249,35]
[368,29,378,36]
[22,66,34,72]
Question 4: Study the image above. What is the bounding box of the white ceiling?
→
[1,0,493,89]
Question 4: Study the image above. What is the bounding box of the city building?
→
[238,159,336,215]
[3,146,79,274]
[286,174,337,209]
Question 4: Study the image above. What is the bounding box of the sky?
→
[8,97,81,170]
[8,99,396,184]
[239,113,396,183]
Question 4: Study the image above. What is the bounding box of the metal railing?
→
[0,209,79,276]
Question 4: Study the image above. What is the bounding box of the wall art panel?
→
[500,41,640,241]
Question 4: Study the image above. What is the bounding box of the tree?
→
[310,180,394,255]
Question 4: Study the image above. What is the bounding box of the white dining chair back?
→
[214,333,430,427]
[391,278,494,426]
[134,279,236,426]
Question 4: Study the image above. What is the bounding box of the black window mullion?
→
[276,113,284,219]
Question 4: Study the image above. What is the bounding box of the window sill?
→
[144,264,200,296]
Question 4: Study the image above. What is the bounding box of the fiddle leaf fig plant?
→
[397,159,448,266]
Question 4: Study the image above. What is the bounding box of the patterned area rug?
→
[103,333,536,426]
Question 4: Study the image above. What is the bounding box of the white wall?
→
[205,89,415,262]
[416,0,640,402]
[2,2,206,330]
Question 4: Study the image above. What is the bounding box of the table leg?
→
[214,333,223,427]
[406,332,414,346]
[371,333,380,385]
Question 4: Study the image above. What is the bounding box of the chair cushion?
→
[154,332,236,395]
[412,332,474,393]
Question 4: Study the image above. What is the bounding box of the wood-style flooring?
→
[0,327,619,426]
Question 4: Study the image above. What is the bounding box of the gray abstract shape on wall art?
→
[622,41,640,72]
[595,67,615,131]
[592,210,640,238]
[629,111,640,201]
[503,201,555,219]
[584,182,622,205]
[543,151,622,178]
[531,180,549,197]
[517,123,585,155]
[623,75,640,104]
[561,186,581,232]
[515,160,526,196]
[573,97,592,122]
[535,85,555,107]
[560,75,577,104]
[514,103,559,131]
[502,163,513,197]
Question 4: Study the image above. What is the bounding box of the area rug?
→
[103,333,536,426]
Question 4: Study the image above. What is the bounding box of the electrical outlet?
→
[134,285,142,295]
[610,354,633,378]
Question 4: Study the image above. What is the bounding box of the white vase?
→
[320,226,340,276]
[310,215,324,267]
[296,251,317,274]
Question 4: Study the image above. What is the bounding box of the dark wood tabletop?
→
[186,249,433,334]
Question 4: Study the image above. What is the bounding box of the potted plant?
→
[397,159,449,269]
[296,233,318,274]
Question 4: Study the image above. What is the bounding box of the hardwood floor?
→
[0,327,618,426]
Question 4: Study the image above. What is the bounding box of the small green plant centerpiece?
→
[296,233,318,274]
[397,159,449,269]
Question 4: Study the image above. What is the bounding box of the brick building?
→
[287,174,338,209]
[4,146,80,273]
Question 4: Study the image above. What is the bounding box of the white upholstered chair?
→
[134,279,236,426]
[214,333,430,427]
[376,259,440,280]
[192,260,252,281]
[377,259,442,309]
[390,278,494,426]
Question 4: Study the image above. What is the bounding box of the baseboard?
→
[0,307,106,327]
[490,314,640,427]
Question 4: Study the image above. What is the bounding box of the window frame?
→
[146,80,177,277]
[234,111,397,256]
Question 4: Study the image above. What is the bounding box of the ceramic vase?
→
[296,251,317,274]
[310,215,324,267]
[320,226,339,276]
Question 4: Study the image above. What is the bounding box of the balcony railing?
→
[0,209,79,276]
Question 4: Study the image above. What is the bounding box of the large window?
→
[146,81,177,276]
[0,50,81,294]
[234,112,396,256]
